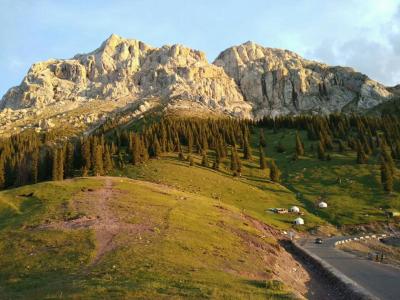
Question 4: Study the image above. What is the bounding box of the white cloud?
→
[307,2,400,86]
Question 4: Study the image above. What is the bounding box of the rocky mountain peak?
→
[0,35,251,119]
[214,42,392,117]
[0,35,396,134]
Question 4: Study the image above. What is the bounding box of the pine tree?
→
[0,155,5,189]
[31,149,39,184]
[93,145,104,176]
[103,145,113,174]
[259,128,266,148]
[65,142,75,178]
[259,146,266,169]
[356,141,368,164]
[57,148,64,180]
[269,160,281,182]
[187,131,194,154]
[201,152,209,167]
[178,150,185,160]
[381,160,393,193]
[131,134,141,165]
[235,148,242,174]
[213,150,220,170]
[82,139,91,171]
[189,156,194,166]
[82,166,89,177]
[381,146,395,175]
[230,148,238,171]
[151,135,161,158]
[295,131,304,156]
[52,148,59,181]
[243,137,252,160]
[317,141,325,160]
[338,140,345,152]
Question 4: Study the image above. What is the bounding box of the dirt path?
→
[39,177,150,266]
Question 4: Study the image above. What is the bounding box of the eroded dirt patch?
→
[38,178,152,266]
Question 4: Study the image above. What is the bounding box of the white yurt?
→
[318,202,328,208]
[289,206,300,213]
[293,217,304,225]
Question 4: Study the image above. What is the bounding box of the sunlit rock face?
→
[0,34,252,118]
[214,41,393,117]
[1,36,394,120]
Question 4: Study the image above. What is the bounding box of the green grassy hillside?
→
[0,177,311,299]
[255,129,400,227]
[116,127,400,229]
[115,153,325,231]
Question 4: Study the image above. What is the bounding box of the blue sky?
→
[1,0,399,97]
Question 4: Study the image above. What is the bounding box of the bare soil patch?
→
[38,178,152,265]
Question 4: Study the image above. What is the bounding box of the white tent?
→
[318,202,328,208]
[289,206,300,213]
[293,217,304,225]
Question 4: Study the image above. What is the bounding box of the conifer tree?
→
[243,137,252,160]
[356,141,368,164]
[65,142,75,178]
[151,135,162,158]
[0,156,5,189]
[178,150,185,160]
[57,148,64,180]
[131,134,141,165]
[295,131,304,156]
[317,141,325,160]
[103,145,113,173]
[338,140,345,152]
[381,146,395,175]
[213,150,220,170]
[259,146,266,169]
[82,139,91,171]
[187,131,193,154]
[381,160,393,193]
[259,129,266,148]
[201,152,209,167]
[235,148,242,174]
[82,166,89,177]
[93,145,104,176]
[52,149,59,181]
[118,152,125,169]
[140,137,149,162]
[230,148,238,171]
[269,160,281,182]
[31,149,39,184]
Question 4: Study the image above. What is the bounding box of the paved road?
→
[300,237,400,300]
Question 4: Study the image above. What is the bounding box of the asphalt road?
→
[300,237,400,300]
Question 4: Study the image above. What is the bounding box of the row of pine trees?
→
[0,114,399,192]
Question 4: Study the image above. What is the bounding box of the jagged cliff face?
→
[214,42,392,117]
[1,34,251,118]
[0,35,395,126]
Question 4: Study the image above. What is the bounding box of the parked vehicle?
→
[315,238,323,244]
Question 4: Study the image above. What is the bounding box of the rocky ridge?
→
[0,35,396,136]
[214,41,392,117]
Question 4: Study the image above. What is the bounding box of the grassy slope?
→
[115,153,325,231]
[0,177,300,299]
[258,129,400,227]
[117,127,400,228]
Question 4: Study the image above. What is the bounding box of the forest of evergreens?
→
[1,114,399,193]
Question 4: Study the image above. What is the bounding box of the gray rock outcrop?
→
[0,35,395,122]
[214,41,392,117]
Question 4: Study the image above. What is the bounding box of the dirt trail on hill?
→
[39,178,151,266]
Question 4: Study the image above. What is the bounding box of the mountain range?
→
[0,34,397,135]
